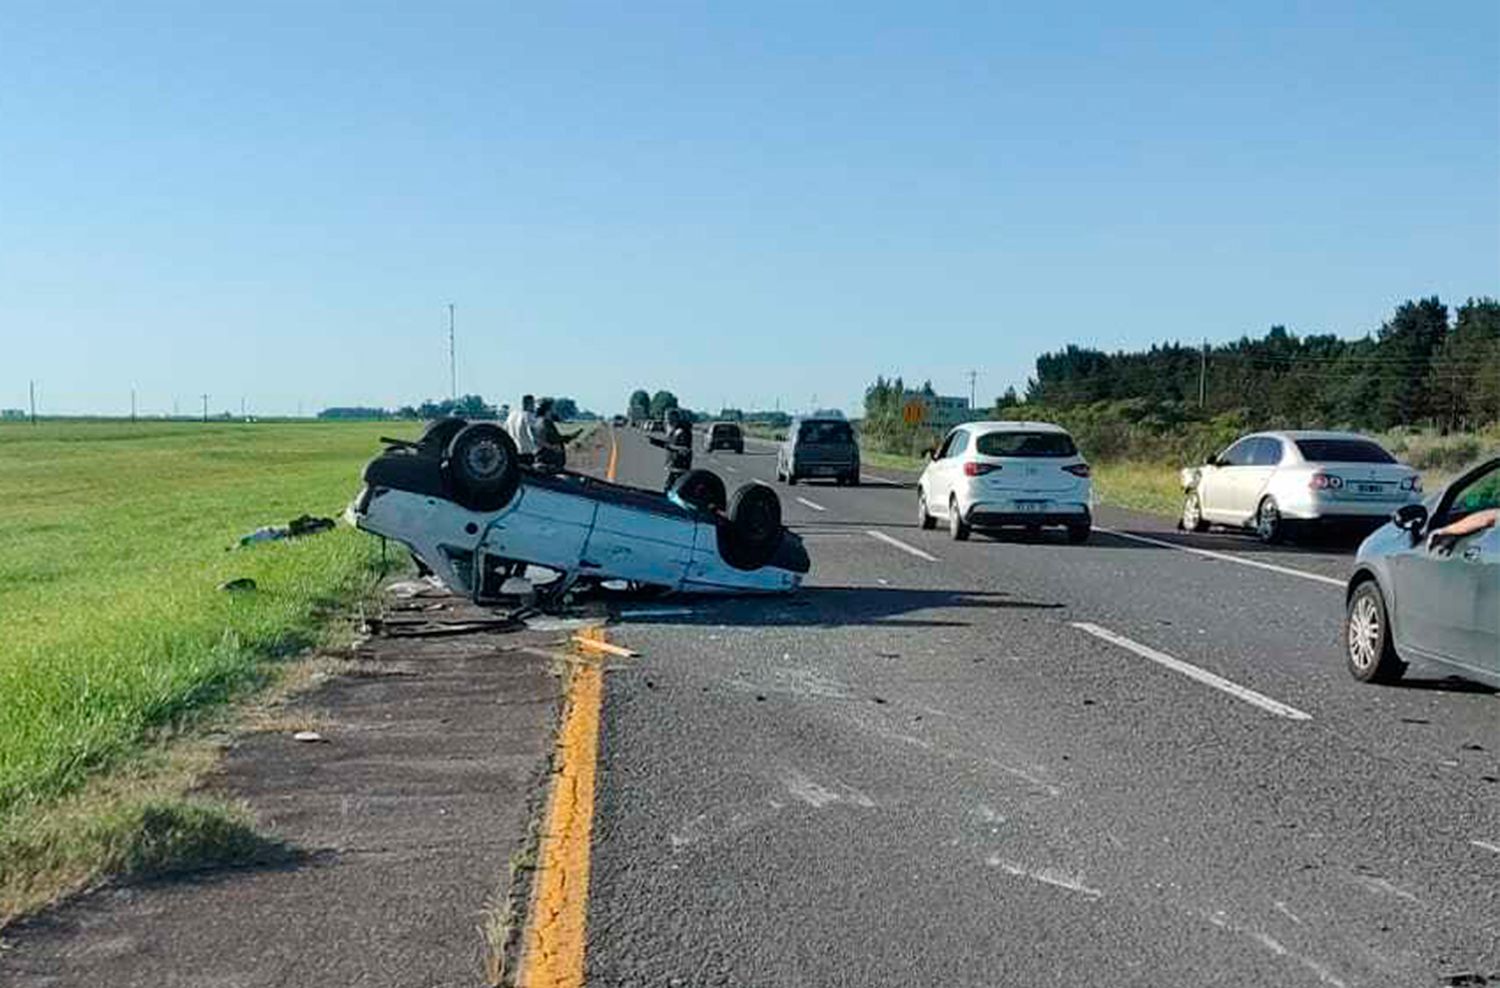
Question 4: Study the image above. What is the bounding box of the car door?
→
[925,429,962,512]
[1199,438,1254,521]
[1392,459,1500,672]
[1239,437,1284,519]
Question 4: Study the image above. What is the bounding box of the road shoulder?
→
[2,586,565,988]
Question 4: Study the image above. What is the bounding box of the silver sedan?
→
[1180,430,1420,543]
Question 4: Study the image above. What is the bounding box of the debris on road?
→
[236,514,337,548]
[291,730,327,743]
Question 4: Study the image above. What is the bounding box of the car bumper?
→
[1278,496,1420,521]
[967,501,1090,528]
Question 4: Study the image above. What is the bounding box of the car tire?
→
[1181,491,1208,532]
[722,483,784,570]
[418,416,469,458]
[948,495,971,541]
[1255,496,1284,544]
[1344,580,1406,684]
[844,473,859,487]
[786,472,798,486]
[917,489,936,530]
[1066,522,1091,544]
[444,423,521,512]
[672,468,728,513]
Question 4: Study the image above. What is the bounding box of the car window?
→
[975,431,1077,458]
[933,431,957,459]
[1219,439,1255,467]
[797,420,853,445]
[1443,462,1500,521]
[1251,437,1284,466]
[948,431,970,457]
[1293,438,1395,464]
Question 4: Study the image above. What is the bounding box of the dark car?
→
[777,415,859,486]
[1343,454,1500,688]
[704,422,745,454]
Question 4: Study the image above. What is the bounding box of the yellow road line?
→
[606,430,619,482]
[518,627,607,988]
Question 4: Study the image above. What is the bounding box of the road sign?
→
[902,398,927,426]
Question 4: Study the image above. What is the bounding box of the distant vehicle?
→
[611,414,627,427]
[1180,431,1421,543]
[351,419,809,599]
[777,415,859,486]
[917,421,1092,543]
[703,422,745,454]
[1343,454,1500,688]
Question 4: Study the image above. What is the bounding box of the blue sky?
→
[1,2,1495,417]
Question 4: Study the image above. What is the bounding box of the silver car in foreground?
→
[1180,431,1420,543]
[1344,454,1500,688]
[916,421,1092,542]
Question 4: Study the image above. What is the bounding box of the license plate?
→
[1357,484,1384,494]
[1013,501,1047,513]
[813,466,839,476]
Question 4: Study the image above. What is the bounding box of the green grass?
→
[0,420,411,819]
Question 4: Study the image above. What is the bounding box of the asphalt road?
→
[585,428,1499,987]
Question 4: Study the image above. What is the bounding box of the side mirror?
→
[1393,503,1428,534]
[1204,454,1219,468]
[924,447,938,461]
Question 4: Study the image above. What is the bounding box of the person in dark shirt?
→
[533,399,581,471]
[648,408,694,489]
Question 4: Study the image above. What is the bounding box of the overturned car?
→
[350,419,809,601]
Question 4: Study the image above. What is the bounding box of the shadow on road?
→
[1386,676,1498,696]
[615,586,1066,629]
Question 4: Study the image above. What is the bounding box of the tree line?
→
[318,394,592,421]
[1026,296,1500,433]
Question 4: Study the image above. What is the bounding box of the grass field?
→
[0,419,414,920]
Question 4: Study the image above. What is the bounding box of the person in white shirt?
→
[505,394,539,460]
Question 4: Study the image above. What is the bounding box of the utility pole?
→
[131,387,137,422]
[240,396,246,421]
[447,303,456,401]
[1198,339,1208,408]
[29,379,36,425]
[201,394,209,423]
[967,369,978,410]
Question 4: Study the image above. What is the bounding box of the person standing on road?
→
[534,398,581,472]
[648,407,694,490]
[505,394,539,464]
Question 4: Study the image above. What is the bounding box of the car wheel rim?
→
[464,440,505,479]
[1258,503,1277,538]
[1184,496,1200,528]
[1348,595,1379,670]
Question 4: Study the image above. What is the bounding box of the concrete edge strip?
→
[1071,621,1313,722]
[517,628,608,987]
[1095,527,1344,588]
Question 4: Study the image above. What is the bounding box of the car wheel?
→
[444,423,521,512]
[418,416,469,458]
[1181,491,1208,532]
[948,495,971,541]
[722,483,784,569]
[786,472,798,486]
[917,489,936,530]
[844,473,859,487]
[1255,497,1283,544]
[1344,580,1406,684]
[1066,522,1091,544]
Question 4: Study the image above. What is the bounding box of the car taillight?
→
[1309,473,1344,490]
[1400,476,1422,493]
[964,462,1000,477]
[1064,463,1091,478]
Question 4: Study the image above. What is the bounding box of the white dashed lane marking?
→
[1071,621,1313,721]
[795,497,827,512]
[866,529,940,562]
[1095,527,1343,588]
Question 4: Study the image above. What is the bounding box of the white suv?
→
[917,421,1092,542]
